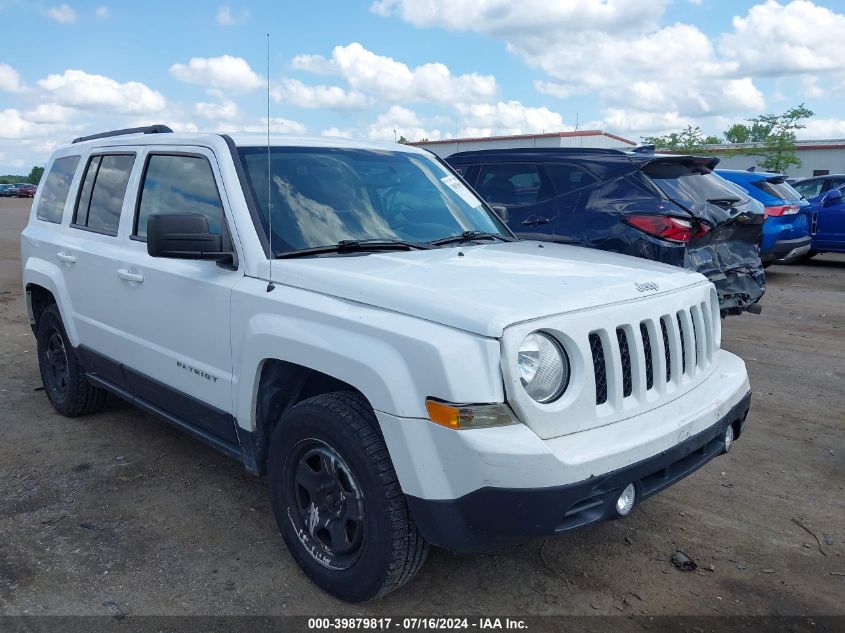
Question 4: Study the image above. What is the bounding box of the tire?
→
[36,304,106,417]
[268,392,428,602]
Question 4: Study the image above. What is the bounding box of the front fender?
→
[231,279,504,431]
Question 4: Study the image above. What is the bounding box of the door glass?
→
[546,163,597,195]
[35,156,80,223]
[794,180,824,198]
[73,154,135,234]
[135,155,225,239]
[476,164,555,206]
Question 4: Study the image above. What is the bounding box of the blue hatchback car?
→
[716,170,812,266]
[791,176,845,257]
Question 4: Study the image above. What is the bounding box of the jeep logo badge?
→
[635,282,659,292]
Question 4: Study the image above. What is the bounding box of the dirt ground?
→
[1,196,843,617]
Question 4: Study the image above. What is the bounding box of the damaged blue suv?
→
[447,148,766,316]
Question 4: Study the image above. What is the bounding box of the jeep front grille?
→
[589,333,608,405]
[589,301,715,407]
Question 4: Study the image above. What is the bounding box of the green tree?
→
[746,104,814,173]
[397,135,408,144]
[723,121,773,144]
[28,165,44,184]
[642,125,715,153]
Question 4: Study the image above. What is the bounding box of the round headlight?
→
[517,332,569,403]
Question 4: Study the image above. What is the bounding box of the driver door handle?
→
[56,252,77,264]
[117,269,144,284]
[522,215,551,226]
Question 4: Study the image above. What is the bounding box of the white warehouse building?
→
[704,139,845,179]
[411,130,636,157]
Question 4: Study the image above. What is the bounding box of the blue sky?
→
[2,0,845,173]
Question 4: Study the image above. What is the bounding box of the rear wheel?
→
[268,392,428,602]
[36,304,106,416]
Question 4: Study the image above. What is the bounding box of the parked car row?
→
[446,147,766,316]
[0,183,36,197]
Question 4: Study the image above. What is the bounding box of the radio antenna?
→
[265,32,275,292]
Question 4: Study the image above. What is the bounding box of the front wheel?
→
[268,392,428,602]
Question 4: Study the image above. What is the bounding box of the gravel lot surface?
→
[1,197,843,617]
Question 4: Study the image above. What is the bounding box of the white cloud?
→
[170,55,263,91]
[38,69,166,114]
[455,101,566,137]
[241,117,307,135]
[372,0,807,138]
[798,117,845,139]
[216,5,249,25]
[272,78,369,109]
[46,3,77,23]
[370,0,667,37]
[0,108,73,141]
[195,100,238,121]
[24,103,72,124]
[720,1,845,76]
[293,42,497,105]
[320,127,353,138]
[364,106,443,142]
[95,6,109,18]
[0,63,24,93]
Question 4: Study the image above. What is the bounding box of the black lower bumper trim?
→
[764,236,811,263]
[406,392,751,553]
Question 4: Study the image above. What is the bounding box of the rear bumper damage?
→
[685,219,766,316]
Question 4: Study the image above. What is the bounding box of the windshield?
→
[645,162,750,207]
[238,147,509,254]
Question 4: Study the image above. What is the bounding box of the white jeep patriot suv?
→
[21,125,751,602]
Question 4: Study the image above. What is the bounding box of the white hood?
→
[271,241,708,337]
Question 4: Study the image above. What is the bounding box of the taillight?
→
[623,214,709,243]
[764,205,799,217]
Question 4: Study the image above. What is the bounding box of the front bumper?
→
[405,392,750,552]
[377,349,751,553]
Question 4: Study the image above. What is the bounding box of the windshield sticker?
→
[441,174,482,208]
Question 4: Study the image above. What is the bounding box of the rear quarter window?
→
[35,156,80,223]
[753,179,802,201]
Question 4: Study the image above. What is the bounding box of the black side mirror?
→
[147,213,231,263]
[823,189,843,207]
[490,204,509,224]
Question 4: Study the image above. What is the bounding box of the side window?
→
[794,179,824,199]
[135,154,225,239]
[546,163,598,195]
[35,156,80,223]
[475,163,555,206]
[73,154,135,235]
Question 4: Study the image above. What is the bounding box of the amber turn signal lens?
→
[425,399,517,430]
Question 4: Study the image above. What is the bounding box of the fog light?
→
[616,483,636,516]
[724,425,734,453]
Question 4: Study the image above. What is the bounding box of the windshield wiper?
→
[275,238,431,259]
[429,230,515,246]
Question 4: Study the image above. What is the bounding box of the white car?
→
[21,126,751,602]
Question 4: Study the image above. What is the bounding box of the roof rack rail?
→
[72,124,174,144]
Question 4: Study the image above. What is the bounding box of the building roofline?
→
[704,139,845,152]
[409,129,637,147]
